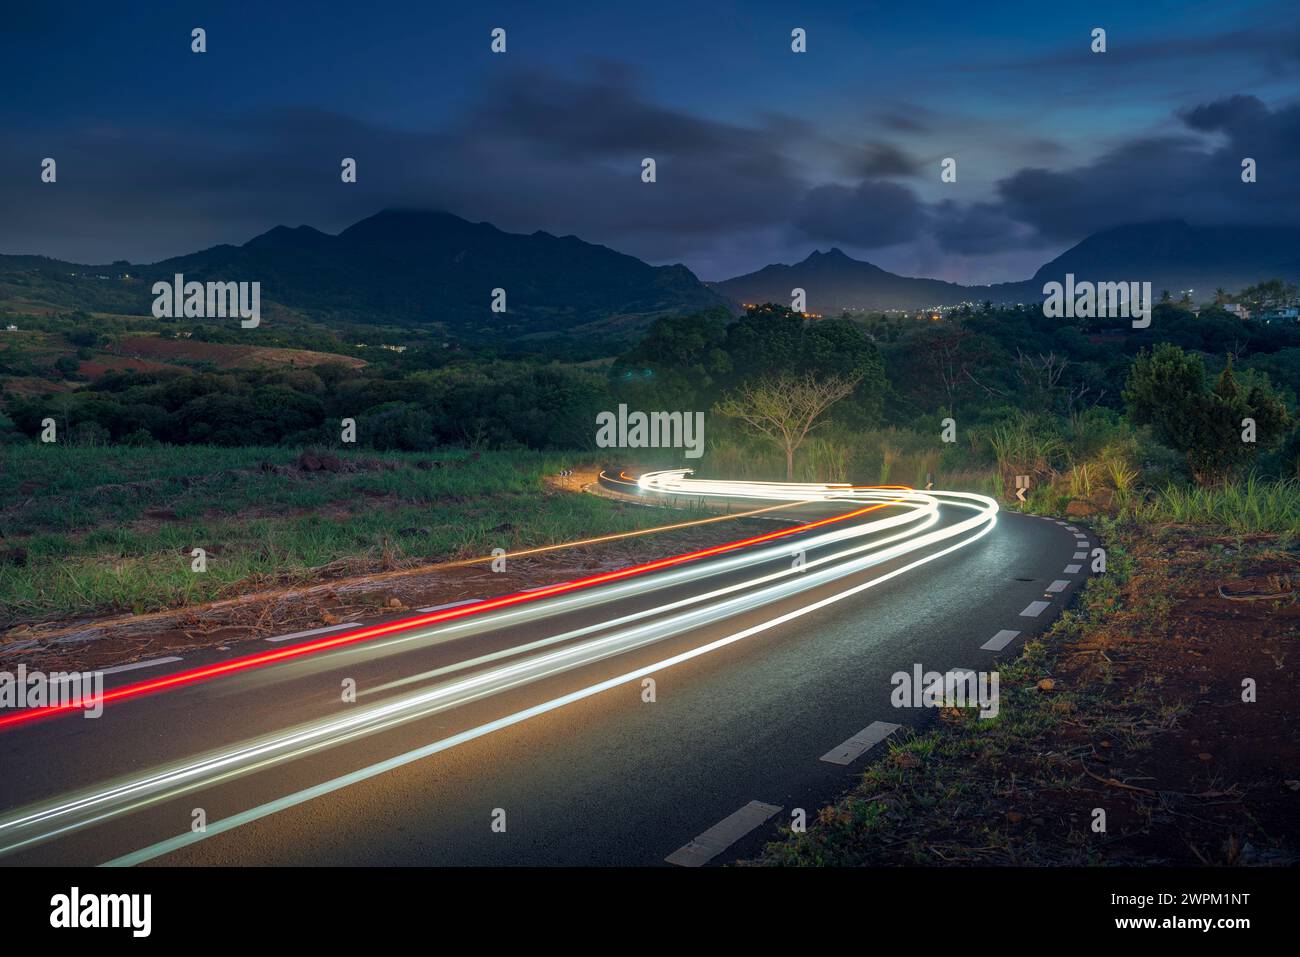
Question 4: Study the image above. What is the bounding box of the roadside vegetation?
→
[758,511,1298,865]
[2,293,1298,692]
[0,445,707,624]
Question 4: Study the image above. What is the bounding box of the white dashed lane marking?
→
[981,629,1021,651]
[819,720,902,765]
[265,623,350,643]
[416,599,481,613]
[1073,551,1087,559]
[665,800,783,867]
[1046,579,1070,593]
[1020,600,1051,617]
[99,656,183,676]
[1064,563,1082,573]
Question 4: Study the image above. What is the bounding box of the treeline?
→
[2,301,1299,484]
[2,362,609,451]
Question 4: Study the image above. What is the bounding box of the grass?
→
[1127,475,1300,536]
[0,444,705,621]
[701,432,999,493]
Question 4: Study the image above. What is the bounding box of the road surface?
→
[0,471,1094,866]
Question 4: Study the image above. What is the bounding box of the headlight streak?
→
[360,503,941,696]
[246,490,933,681]
[0,493,931,848]
[101,497,996,868]
[0,477,996,861]
[0,490,896,732]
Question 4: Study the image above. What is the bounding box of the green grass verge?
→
[1128,475,1300,536]
[0,444,700,620]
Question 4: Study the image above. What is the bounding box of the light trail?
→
[0,487,888,731]
[0,473,996,861]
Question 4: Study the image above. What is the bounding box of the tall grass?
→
[701,431,997,491]
[1130,476,1300,536]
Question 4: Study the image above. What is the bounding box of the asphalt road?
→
[0,477,1093,866]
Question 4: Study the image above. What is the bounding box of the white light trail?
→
[0,475,996,861]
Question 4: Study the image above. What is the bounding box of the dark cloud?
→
[964,22,1300,77]
[851,143,921,178]
[931,200,1038,255]
[989,96,1300,244]
[878,109,932,134]
[0,65,809,265]
[794,179,927,248]
[1,54,1295,285]
[1181,94,1271,134]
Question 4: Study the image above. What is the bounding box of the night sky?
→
[3,0,1298,282]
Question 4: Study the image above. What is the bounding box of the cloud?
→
[0,56,1295,286]
[930,200,1039,255]
[794,179,927,248]
[989,95,1300,243]
[851,143,921,178]
[0,65,812,266]
[962,20,1300,79]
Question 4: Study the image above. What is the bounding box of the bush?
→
[1124,344,1291,483]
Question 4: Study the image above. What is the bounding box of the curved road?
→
[0,471,1094,866]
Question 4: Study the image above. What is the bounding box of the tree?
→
[1124,343,1291,483]
[723,305,806,382]
[610,308,731,410]
[714,371,862,479]
[1237,279,1299,317]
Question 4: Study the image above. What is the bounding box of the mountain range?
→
[715,220,1300,313]
[0,210,729,338]
[2,212,1298,334]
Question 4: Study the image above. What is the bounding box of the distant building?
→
[1258,306,1300,324]
[1223,303,1250,319]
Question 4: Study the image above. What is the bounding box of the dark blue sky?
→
[4,0,1298,282]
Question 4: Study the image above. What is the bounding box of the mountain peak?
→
[243,223,330,249]
[338,208,485,242]
[807,247,851,262]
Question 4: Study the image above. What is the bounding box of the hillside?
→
[0,210,731,337]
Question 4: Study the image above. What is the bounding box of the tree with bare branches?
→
[713,371,863,479]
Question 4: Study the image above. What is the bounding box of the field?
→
[106,335,369,371]
[0,445,717,631]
